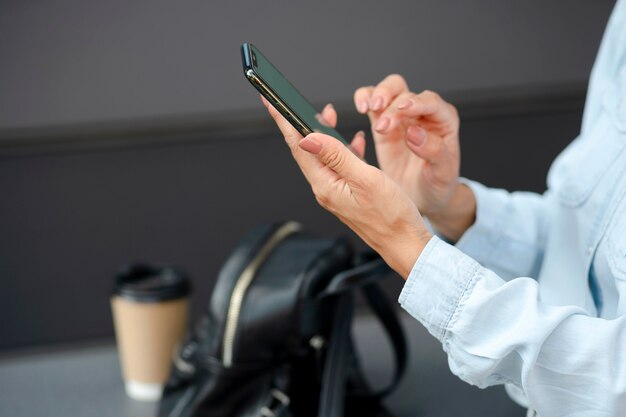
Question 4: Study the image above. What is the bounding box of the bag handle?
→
[317,255,390,298]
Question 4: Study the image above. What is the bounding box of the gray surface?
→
[0,312,525,417]
[0,345,159,417]
[0,0,613,129]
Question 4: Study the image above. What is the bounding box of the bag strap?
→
[319,254,407,397]
[318,292,354,417]
[317,254,408,416]
[358,282,407,398]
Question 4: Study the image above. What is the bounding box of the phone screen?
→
[242,43,348,145]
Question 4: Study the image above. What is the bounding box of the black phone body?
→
[241,43,348,145]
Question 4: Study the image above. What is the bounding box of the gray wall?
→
[0,0,616,351]
[0,0,613,129]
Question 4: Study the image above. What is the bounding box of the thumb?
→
[406,125,443,164]
[299,133,364,179]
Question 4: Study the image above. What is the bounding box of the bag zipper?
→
[222,221,302,367]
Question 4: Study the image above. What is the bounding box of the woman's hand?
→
[262,96,431,278]
[354,75,475,241]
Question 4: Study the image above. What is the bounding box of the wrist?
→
[380,226,432,280]
[426,181,476,243]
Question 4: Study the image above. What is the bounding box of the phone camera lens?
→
[252,52,257,66]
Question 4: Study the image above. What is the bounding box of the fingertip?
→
[354,86,374,113]
[350,131,366,158]
[405,126,441,163]
[323,102,337,117]
[319,105,337,129]
[370,95,384,111]
[397,99,414,110]
[407,125,426,147]
[374,116,391,133]
[299,135,323,155]
[304,132,329,146]
[405,139,424,159]
[305,133,344,154]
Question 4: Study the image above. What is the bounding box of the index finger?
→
[354,86,374,114]
[261,95,303,147]
[378,90,456,134]
[369,74,409,112]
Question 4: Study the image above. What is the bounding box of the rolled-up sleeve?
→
[399,236,482,341]
[400,236,626,416]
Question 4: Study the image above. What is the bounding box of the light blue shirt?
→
[399,1,626,415]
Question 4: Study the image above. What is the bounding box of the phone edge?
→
[242,43,313,137]
[242,43,349,146]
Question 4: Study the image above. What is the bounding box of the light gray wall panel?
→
[0,0,614,129]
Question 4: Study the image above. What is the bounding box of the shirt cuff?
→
[399,235,482,343]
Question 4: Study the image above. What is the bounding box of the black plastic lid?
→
[113,264,191,302]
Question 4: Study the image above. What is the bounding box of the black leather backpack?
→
[159,221,407,417]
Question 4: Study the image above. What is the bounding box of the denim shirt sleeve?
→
[400,236,626,416]
[400,1,626,415]
[452,179,549,280]
[399,236,481,340]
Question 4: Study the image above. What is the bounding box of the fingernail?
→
[299,136,323,154]
[370,96,383,111]
[357,101,368,114]
[397,99,414,110]
[316,112,330,127]
[324,103,334,111]
[375,116,390,132]
[356,130,365,138]
[407,126,426,146]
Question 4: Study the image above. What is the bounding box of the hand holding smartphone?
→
[241,43,349,146]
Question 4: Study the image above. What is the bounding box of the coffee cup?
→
[111,264,191,401]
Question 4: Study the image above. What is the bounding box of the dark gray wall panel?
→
[0,103,582,350]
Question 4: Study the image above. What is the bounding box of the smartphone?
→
[241,43,348,145]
